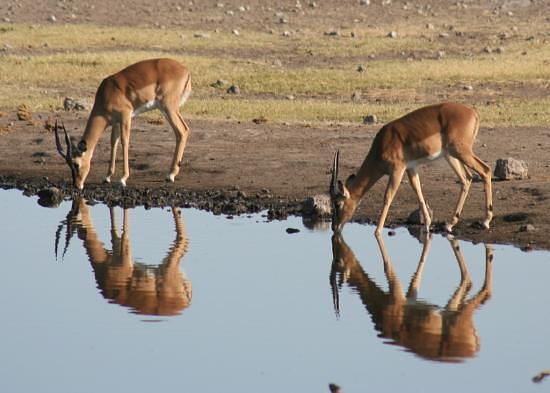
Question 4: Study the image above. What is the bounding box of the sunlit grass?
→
[1,22,549,127]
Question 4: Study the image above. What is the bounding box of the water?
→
[0,189,549,392]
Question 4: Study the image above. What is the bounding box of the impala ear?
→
[77,140,87,153]
[346,173,356,187]
[337,180,351,199]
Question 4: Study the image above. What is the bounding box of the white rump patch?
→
[406,150,443,169]
[132,100,158,117]
[180,89,191,107]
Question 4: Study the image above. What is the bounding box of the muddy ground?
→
[1,0,550,250]
[1,110,550,251]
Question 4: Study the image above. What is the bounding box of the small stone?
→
[426,23,434,29]
[286,95,295,100]
[437,50,446,59]
[351,91,361,101]
[63,97,86,111]
[302,194,332,218]
[279,17,288,24]
[357,64,366,72]
[193,32,210,38]
[37,187,63,207]
[227,85,240,94]
[463,85,473,91]
[438,32,449,38]
[359,0,370,5]
[286,228,300,234]
[210,79,229,88]
[282,30,291,37]
[48,15,57,22]
[483,46,492,53]
[519,224,536,232]
[232,29,240,36]
[388,230,396,236]
[494,157,529,180]
[325,30,339,36]
[496,46,505,54]
[387,31,397,38]
[407,207,434,225]
[363,114,377,124]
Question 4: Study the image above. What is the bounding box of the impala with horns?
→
[330,103,493,235]
[55,58,192,190]
[330,232,493,361]
[55,198,192,316]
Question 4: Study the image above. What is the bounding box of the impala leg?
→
[406,169,432,232]
[105,123,121,184]
[119,114,132,187]
[375,168,405,237]
[445,156,473,232]
[458,153,493,229]
[445,238,473,311]
[162,108,189,183]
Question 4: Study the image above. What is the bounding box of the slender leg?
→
[105,123,121,183]
[456,152,493,229]
[406,169,432,232]
[375,167,405,237]
[445,155,473,232]
[406,232,432,299]
[445,238,473,310]
[119,114,132,187]
[162,107,189,182]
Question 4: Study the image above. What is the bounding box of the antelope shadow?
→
[330,232,493,362]
[56,198,192,316]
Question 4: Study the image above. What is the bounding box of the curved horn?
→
[54,120,78,187]
[330,149,340,197]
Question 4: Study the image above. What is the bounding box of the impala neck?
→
[346,154,381,201]
[81,113,109,156]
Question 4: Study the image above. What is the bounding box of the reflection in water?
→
[330,233,493,362]
[56,198,192,316]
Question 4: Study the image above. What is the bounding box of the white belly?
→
[406,150,443,169]
[132,100,158,117]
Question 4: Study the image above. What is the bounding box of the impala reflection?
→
[330,233,493,362]
[56,198,192,316]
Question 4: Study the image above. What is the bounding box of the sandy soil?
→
[1,0,549,250]
[1,110,549,250]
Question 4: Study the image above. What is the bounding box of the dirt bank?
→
[1,111,549,250]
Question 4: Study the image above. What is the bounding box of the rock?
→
[48,15,57,22]
[388,230,396,236]
[387,31,397,38]
[232,29,240,36]
[359,0,370,5]
[496,46,505,54]
[302,194,332,218]
[463,85,473,91]
[438,32,449,38]
[63,97,86,111]
[494,158,529,180]
[227,85,240,94]
[210,79,229,88]
[37,187,63,207]
[426,23,434,29]
[351,91,361,101]
[407,207,434,225]
[193,32,210,38]
[519,224,536,232]
[16,104,32,121]
[483,46,492,53]
[437,50,446,59]
[286,228,300,234]
[325,30,339,36]
[282,30,291,37]
[363,114,377,124]
[357,64,366,72]
[252,116,268,124]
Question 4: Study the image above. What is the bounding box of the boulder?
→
[494,158,528,180]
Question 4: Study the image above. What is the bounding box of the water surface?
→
[0,189,549,392]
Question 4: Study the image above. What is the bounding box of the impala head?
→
[54,121,89,190]
[329,150,358,233]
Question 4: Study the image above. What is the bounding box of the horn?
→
[55,198,81,261]
[54,120,78,187]
[330,149,340,197]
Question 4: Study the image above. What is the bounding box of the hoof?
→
[166,174,176,183]
[444,223,454,233]
[103,177,111,184]
[120,179,127,188]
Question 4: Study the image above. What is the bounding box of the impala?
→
[55,58,192,190]
[330,103,493,235]
[330,233,493,361]
[55,198,192,316]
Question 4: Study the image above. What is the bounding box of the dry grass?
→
[1,22,549,127]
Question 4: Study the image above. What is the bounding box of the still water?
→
[0,189,549,392]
